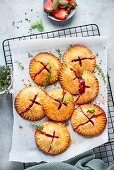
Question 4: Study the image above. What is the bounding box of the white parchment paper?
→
[9,36,108,163]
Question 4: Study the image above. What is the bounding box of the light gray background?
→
[0,0,114,170]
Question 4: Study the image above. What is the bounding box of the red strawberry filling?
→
[79,80,90,94]
[57,89,67,109]
[75,80,90,102]
[71,56,95,67]
[46,89,67,110]
[32,59,50,80]
[79,106,94,125]
[70,67,77,80]
[36,130,59,152]
[20,94,41,116]
[74,107,104,130]
[36,130,59,139]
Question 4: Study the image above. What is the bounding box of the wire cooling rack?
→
[2,24,114,169]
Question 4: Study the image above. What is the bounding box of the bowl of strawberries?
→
[43,0,77,21]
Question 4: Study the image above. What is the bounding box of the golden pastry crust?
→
[59,64,80,95]
[63,45,95,78]
[35,121,71,154]
[44,88,74,121]
[75,70,99,104]
[15,86,46,121]
[71,104,107,136]
[29,52,61,86]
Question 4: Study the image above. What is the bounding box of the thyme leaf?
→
[57,98,68,104]
[57,98,62,104]
[77,69,81,73]
[69,44,73,47]
[12,21,15,26]
[54,82,57,86]
[95,53,99,57]
[87,109,95,114]
[28,53,33,58]
[64,119,69,126]
[19,125,23,129]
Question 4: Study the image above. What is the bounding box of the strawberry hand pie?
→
[71,104,107,136]
[59,64,80,95]
[35,121,71,154]
[75,70,99,104]
[63,45,95,78]
[44,88,74,121]
[29,52,61,87]
[15,86,46,121]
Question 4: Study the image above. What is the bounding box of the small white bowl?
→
[43,0,76,22]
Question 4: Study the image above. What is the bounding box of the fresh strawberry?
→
[68,0,77,9]
[52,7,60,15]
[44,0,53,14]
[53,8,68,20]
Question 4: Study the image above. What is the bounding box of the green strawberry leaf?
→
[31,18,44,32]
[37,18,43,26]
[31,22,38,28]
[52,0,58,9]
[74,2,77,8]
[37,24,44,32]
[59,0,68,5]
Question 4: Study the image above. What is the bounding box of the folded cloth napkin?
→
[27,150,114,170]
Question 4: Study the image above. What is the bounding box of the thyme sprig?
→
[0,66,11,91]
[15,60,24,70]
[43,65,52,88]
[57,98,68,105]
[87,109,95,114]
[96,64,106,83]
[31,124,44,131]
[55,48,62,60]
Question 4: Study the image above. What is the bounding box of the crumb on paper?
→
[99,96,106,105]
[71,137,83,145]
[24,82,28,87]
[71,139,76,145]
[42,117,46,121]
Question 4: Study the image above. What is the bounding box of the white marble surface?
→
[0,0,114,169]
